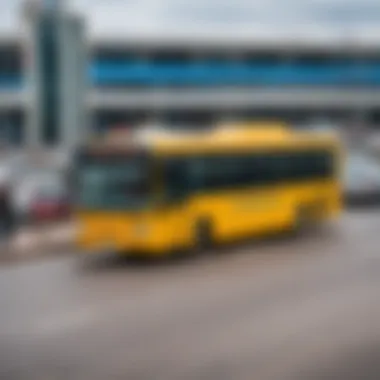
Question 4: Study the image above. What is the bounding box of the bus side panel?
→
[149,207,195,254]
[288,179,342,224]
[185,179,340,246]
[188,186,294,244]
[76,211,180,256]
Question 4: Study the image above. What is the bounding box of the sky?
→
[1,0,380,38]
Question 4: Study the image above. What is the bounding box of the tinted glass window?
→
[39,17,59,145]
[164,150,334,198]
[77,153,152,209]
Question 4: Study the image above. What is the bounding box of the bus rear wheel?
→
[194,220,213,254]
[294,205,315,233]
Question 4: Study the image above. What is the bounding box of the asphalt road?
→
[0,210,380,380]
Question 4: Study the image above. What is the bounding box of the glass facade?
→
[2,42,380,141]
[90,49,380,87]
[38,16,60,145]
[88,48,380,131]
[0,111,24,146]
[0,47,23,144]
[0,46,22,89]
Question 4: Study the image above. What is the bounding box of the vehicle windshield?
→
[77,153,152,210]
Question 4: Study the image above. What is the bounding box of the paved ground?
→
[0,210,380,380]
[0,222,75,264]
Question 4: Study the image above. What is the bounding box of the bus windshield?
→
[77,153,152,210]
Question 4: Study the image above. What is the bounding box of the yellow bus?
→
[75,125,342,257]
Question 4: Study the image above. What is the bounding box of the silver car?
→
[344,153,380,205]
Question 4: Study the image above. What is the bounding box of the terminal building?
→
[1,0,380,147]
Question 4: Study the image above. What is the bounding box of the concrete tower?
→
[23,0,86,150]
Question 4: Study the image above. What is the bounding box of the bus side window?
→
[164,159,189,201]
[188,157,204,192]
[319,152,333,177]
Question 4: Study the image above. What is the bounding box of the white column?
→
[20,3,42,149]
[58,14,86,149]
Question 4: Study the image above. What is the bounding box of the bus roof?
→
[150,125,339,154]
[85,124,339,156]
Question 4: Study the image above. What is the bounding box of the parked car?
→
[30,184,71,223]
[297,119,342,134]
[14,168,71,224]
[344,153,380,205]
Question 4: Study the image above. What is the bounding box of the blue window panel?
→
[0,76,23,89]
[89,61,380,86]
